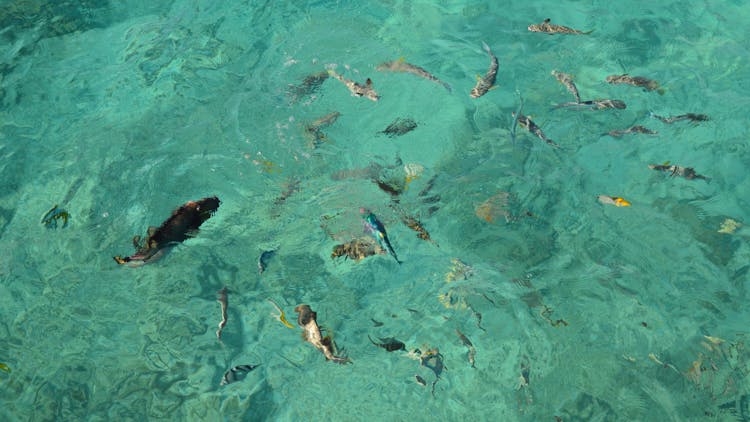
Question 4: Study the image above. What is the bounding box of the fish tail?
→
[442,81,453,93]
[582,29,595,35]
[481,41,491,55]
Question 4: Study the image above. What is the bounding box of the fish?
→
[216,287,228,340]
[528,18,592,35]
[648,163,708,181]
[327,69,379,101]
[267,298,295,329]
[597,195,631,207]
[114,196,220,266]
[419,348,445,397]
[331,237,387,261]
[258,249,277,275]
[287,71,329,103]
[401,215,435,244]
[295,304,351,364]
[361,208,401,263]
[513,113,560,148]
[376,58,452,92]
[414,374,427,386]
[555,99,626,110]
[378,117,418,138]
[41,204,69,229]
[303,112,341,148]
[371,318,384,327]
[220,364,260,386]
[606,74,663,94]
[470,42,498,99]
[456,329,476,368]
[551,70,580,103]
[368,335,406,352]
[606,125,657,137]
[0,363,10,373]
[649,112,709,124]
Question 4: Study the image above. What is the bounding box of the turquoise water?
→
[1,0,750,420]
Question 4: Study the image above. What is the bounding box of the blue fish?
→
[360,208,401,264]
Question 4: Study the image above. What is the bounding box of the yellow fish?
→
[597,195,631,207]
[0,363,10,373]
[267,298,295,329]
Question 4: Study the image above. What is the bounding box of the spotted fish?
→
[528,18,592,35]
[328,69,379,101]
[377,58,452,92]
[220,364,260,386]
[470,42,498,99]
[514,112,559,148]
[648,163,708,181]
[551,70,580,103]
[606,74,663,94]
[649,112,709,124]
[606,125,657,137]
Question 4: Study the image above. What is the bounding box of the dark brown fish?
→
[470,42,498,98]
[401,215,435,243]
[648,163,708,181]
[528,18,592,35]
[456,329,476,368]
[295,304,351,364]
[551,70,580,103]
[288,71,329,103]
[368,335,406,352]
[379,117,418,137]
[556,99,626,110]
[606,125,658,137]
[303,112,341,148]
[606,74,663,93]
[331,237,386,261]
[114,196,220,266]
[650,112,709,124]
[514,112,560,148]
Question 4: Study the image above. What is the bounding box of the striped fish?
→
[220,364,260,386]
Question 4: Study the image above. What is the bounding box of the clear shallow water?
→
[1,0,750,420]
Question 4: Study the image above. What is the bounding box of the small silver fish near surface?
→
[606,125,657,137]
[220,364,260,386]
[376,58,452,92]
[648,163,708,181]
[556,99,626,110]
[328,69,379,101]
[528,18,592,35]
[470,42,498,99]
[649,112,709,124]
[551,70,580,103]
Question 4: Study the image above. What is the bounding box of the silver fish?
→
[327,69,379,101]
[514,112,560,148]
[220,364,260,386]
[528,18,592,35]
[606,125,657,137]
[470,42,498,99]
[649,112,709,124]
[551,70,580,103]
[648,163,708,181]
[377,59,452,92]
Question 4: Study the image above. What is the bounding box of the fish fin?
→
[113,256,129,265]
[481,41,491,54]
[476,74,482,81]
[366,78,373,88]
[663,161,671,166]
[583,29,594,34]
[398,56,406,62]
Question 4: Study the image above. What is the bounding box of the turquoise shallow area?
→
[1,0,750,420]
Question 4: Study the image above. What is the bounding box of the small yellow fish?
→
[0,363,10,373]
[597,195,631,207]
[267,298,295,329]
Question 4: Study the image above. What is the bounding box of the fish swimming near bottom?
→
[379,117,418,138]
[376,58,452,92]
[556,99,626,110]
[528,18,592,35]
[295,304,351,364]
[470,42,498,98]
[551,70,580,103]
[649,163,708,181]
[514,113,560,148]
[220,364,260,386]
[419,348,446,397]
[606,74,663,94]
[606,125,657,137]
[287,71,329,103]
[328,69,379,101]
[114,196,220,266]
[649,112,709,124]
[369,335,406,352]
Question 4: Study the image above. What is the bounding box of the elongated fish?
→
[649,112,709,124]
[327,69,379,101]
[555,99,626,110]
[368,335,406,352]
[456,329,476,368]
[288,71,329,103]
[377,58,452,92]
[114,196,220,266]
[551,70,580,103]
[295,304,351,364]
[648,163,708,180]
[528,18,592,35]
[606,74,662,93]
[361,208,401,263]
[216,287,228,340]
[513,112,560,148]
[220,364,260,386]
[470,42,498,98]
[606,125,657,137]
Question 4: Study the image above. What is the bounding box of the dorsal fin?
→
[366,78,372,88]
